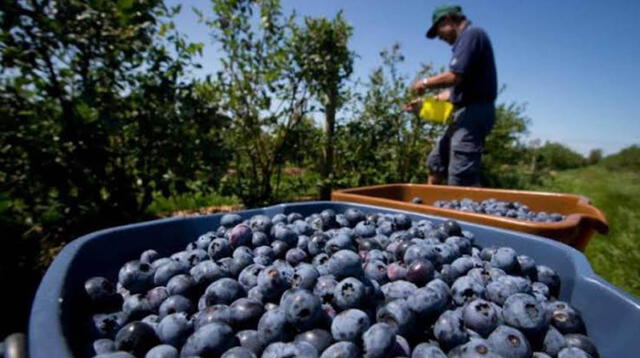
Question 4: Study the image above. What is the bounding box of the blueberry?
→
[546,301,586,334]
[153,261,189,286]
[325,234,355,255]
[230,297,265,329]
[95,352,136,358]
[530,281,548,297]
[532,353,553,358]
[517,255,537,279]
[330,277,365,309]
[292,263,319,290]
[251,231,270,247]
[386,262,408,281]
[114,321,159,357]
[502,293,548,337]
[180,322,236,357]
[541,326,567,356]
[381,280,417,302]
[314,275,338,304]
[141,314,160,331]
[447,338,501,357]
[165,274,197,299]
[272,213,287,224]
[292,219,314,236]
[236,330,264,355]
[320,341,359,358]
[221,346,257,358]
[237,264,264,290]
[331,308,370,343]
[249,214,273,233]
[411,343,447,358]
[208,238,233,260]
[221,213,243,228]
[407,287,448,321]
[204,278,246,306]
[433,309,469,351]
[193,304,234,329]
[490,247,519,274]
[361,322,395,358]
[536,265,561,298]
[295,329,334,353]
[257,307,289,345]
[327,250,363,279]
[282,288,322,331]
[364,260,388,284]
[196,232,216,250]
[377,299,414,335]
[462,299,499,337]
[93,338,116,355]
[451,276,486,306]
[85,276,122,310]
[344,208,365,227]
[229,224,253,247]
[557,347,593,358]
[262,341,318,358]
[285,248,308,266]
[449,256,479,279]
[140,250,160,265]
[271,240,289,259]
[119,261,155,294]
[273,225,298,246]
[440,220,463,237]
[256,266,288,302]
[158,295,194,318]
[445,236,473,256]
[253,246,276,266]
[92,312,127,338]
[156,312,193,347]
[487,325,531,358]
[564,334,599,358]
[123,294,154,320]
[317,209,337,229]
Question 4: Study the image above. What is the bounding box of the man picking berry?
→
[410,4,497,186]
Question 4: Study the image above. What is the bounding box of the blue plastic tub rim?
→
[28,201,640,358]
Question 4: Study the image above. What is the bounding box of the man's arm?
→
[411,71,462,95]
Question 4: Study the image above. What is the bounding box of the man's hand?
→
[434,90,450,102]
[403,98,423,114]
[410,78,429,96]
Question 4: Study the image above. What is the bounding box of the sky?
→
[167,0,640,155]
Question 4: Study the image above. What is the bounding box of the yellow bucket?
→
[419,98,454,124]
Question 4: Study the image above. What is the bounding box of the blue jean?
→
[427,103,495,186]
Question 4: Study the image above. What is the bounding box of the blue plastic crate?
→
[29,201,640,357]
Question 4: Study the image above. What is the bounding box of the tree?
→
[536,142,586,171]
[0,0,230,336]
[588,148,603,165]
[291,12,355,199]
[333,44,442,187]
[205,0,311,206]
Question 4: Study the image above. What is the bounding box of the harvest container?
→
[332,184,609,251]
[29,202,636,358]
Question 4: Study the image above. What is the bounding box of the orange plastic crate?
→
[332,184,608,251]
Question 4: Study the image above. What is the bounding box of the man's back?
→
[449,25,497,106]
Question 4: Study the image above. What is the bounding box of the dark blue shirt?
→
[449,25,497,106]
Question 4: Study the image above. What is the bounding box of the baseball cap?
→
[426,4,463,39]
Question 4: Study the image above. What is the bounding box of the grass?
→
[535,166,640,298]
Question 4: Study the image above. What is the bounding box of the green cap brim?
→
[426,24,438,39]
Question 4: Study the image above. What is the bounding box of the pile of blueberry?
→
[423,198,566,223]
[85,208,598,358]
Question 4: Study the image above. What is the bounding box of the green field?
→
[536,166,640,298]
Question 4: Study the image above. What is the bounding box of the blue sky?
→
[167,0,640,155]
